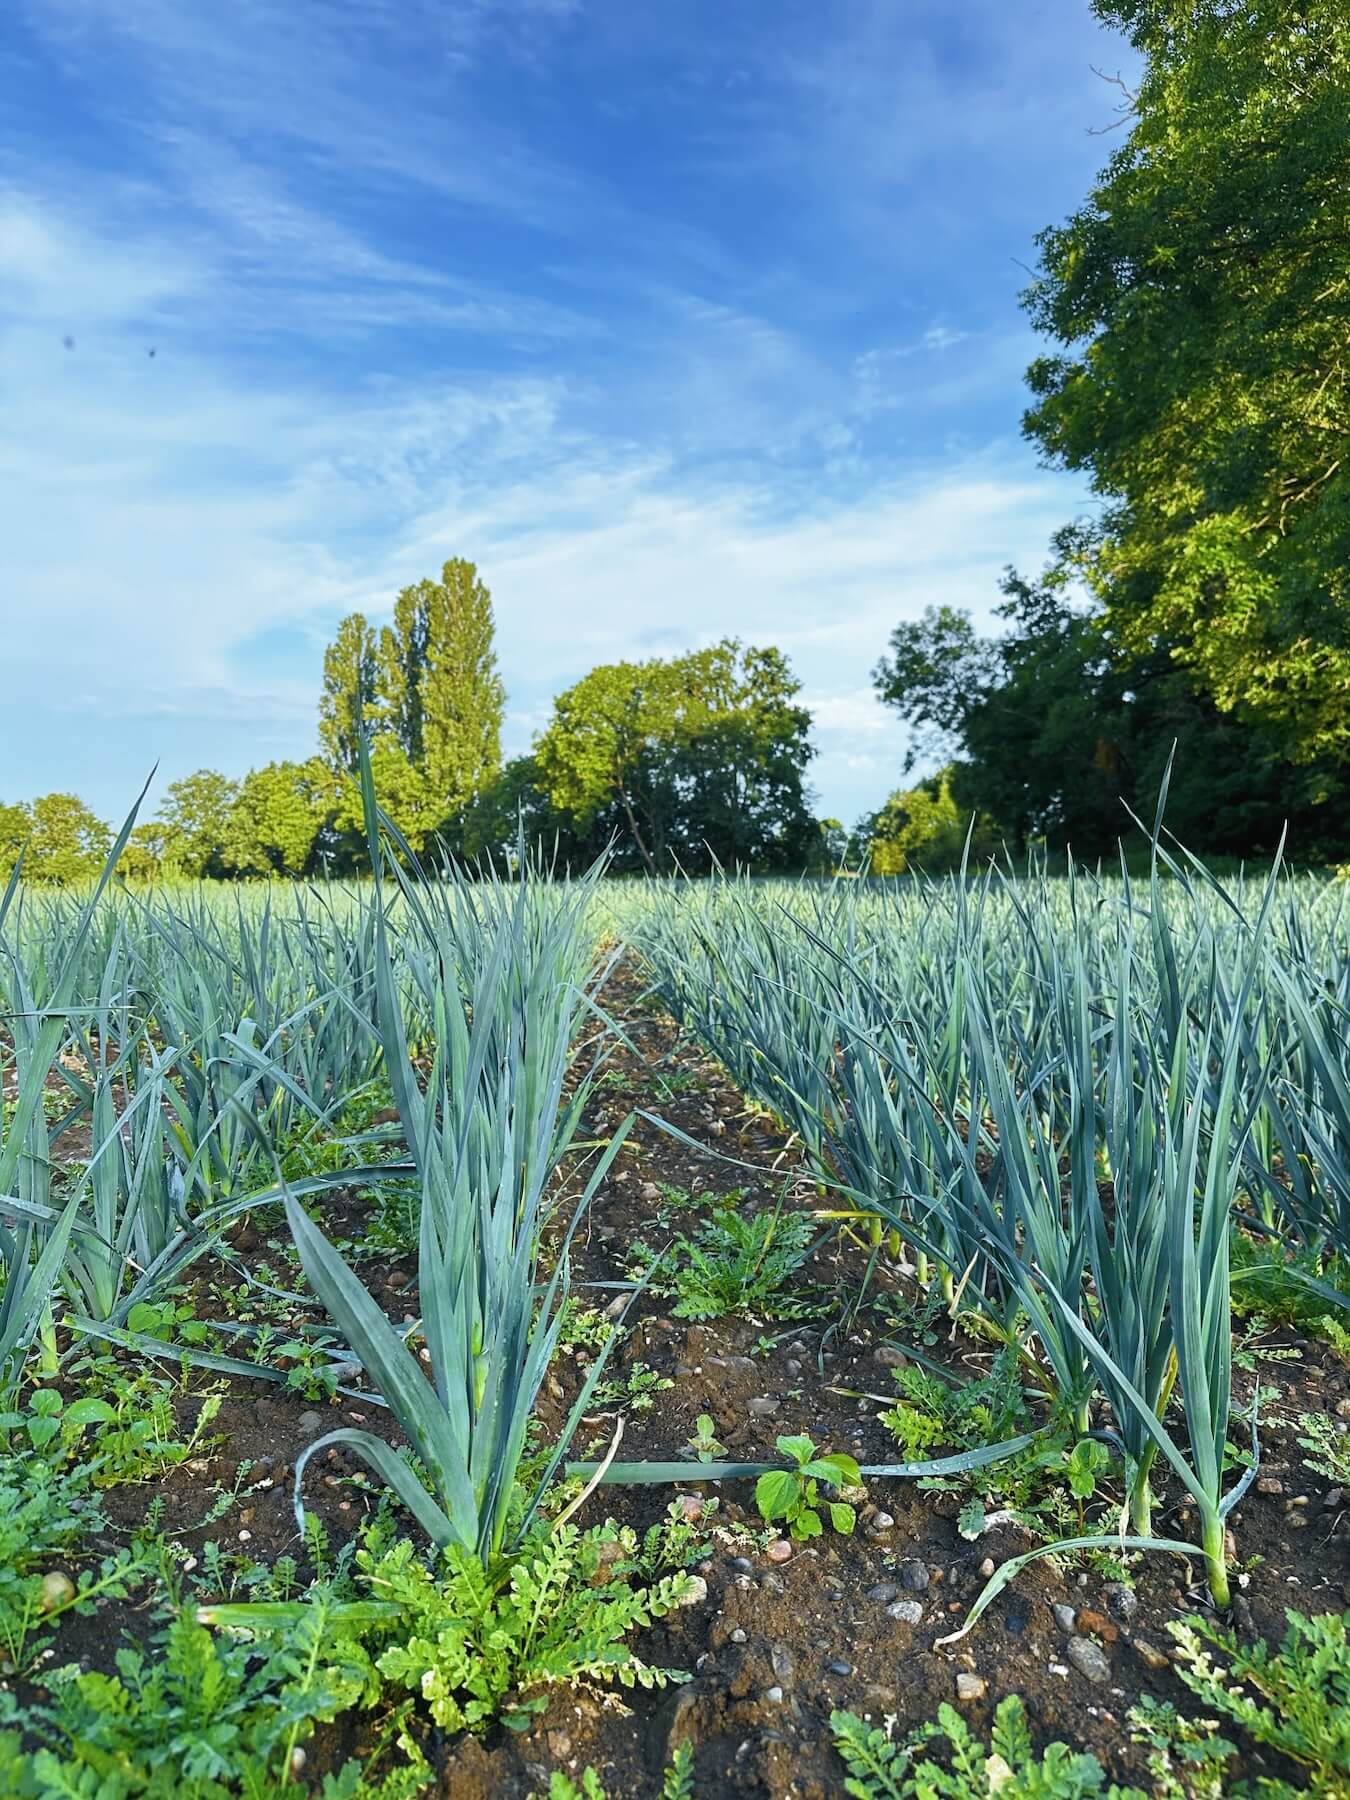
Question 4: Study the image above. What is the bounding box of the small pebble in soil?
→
[677,1577,708,1608]
[1133,1639,1169,1671]
[886,1599,924,1625]
[1004,1613,1026,1636]
[764,1686,784,1704]
[827,1660,854,1676]
[955,1673,987,1703]
[867,1584,899,1604]
[766,1539,793,1563]
[1256,1476,1283,1495]
[731,1557,754,1573]
[729,1627,747,1643]
[772,1646,794,1681]
[1067,1637,1112,1683]
[876,1346,908,1369]
[979,1558,995,1578]
[867,1512,895,1536]
[295,1412,325,1436]
[1103,1583,1138,1620]
[747,1396,779,1416]
[40,1572,75,1611]
[899,1560,931,1592]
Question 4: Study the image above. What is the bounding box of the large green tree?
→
[318,614,379,775]
[379,559,505,821]
[1022,0,1350,763]
[23,794,111,885]
[874,566,1350,861]
[156,770,239,878]
[222,760,334,876]
[534,639,816,874]
[0,803,30,879]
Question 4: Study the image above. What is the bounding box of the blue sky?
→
[1,0,1135,830]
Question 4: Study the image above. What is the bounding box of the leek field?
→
[2,787,1349,1797]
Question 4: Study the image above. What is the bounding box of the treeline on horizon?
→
[4,0,1347,886]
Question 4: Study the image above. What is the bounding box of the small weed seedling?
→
[1168,1607,1350,1794]
[833,1694,1149,1799]
[637,1202,818,1321]
[1297,1413,1350,1487]
[688,1413,725,1462]
[755,1434,862,1541]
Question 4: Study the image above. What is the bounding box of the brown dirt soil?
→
[17,960,1350,1797]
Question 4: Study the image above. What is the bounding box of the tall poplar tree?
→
[317,562,505,854]
[318,613,378,774]
[379,559,505,819]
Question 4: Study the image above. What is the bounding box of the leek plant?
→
[0,785,147,1398]
[282,746,625,1561]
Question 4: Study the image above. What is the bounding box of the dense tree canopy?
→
[875,564,1350,862]
[1023,0,1350,764]
[223,760,333,876]
[532,639,818,874]
[153,771,238,879]
[861,769,998,876]
[0,794,112,885]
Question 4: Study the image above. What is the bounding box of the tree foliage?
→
[1023,0,1350,763]
[863,769,997,876]
[157,771,239,879]
[318,614,378,775]
[0,795,111,886]
[222,760,333,876]
[532,639,817,874]
[874,565,1350,862]
[319,561,505,853]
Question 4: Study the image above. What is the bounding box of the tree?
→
[459,756,585,869]
[862,769,997,875]
[333,740,441,859]
[1022,0,1350,765]
[120,821,178,884]
[318,614,378,774]
[382,560,504,821]
[534,658,669,873]
[666,644,818,871]
[156,770,239,877]
[24,794,111,885]
[0,803,30,880]
[223,760,333,876]
[874,566,1350,862]
[534,639,817,874]
[319,562,505,844]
